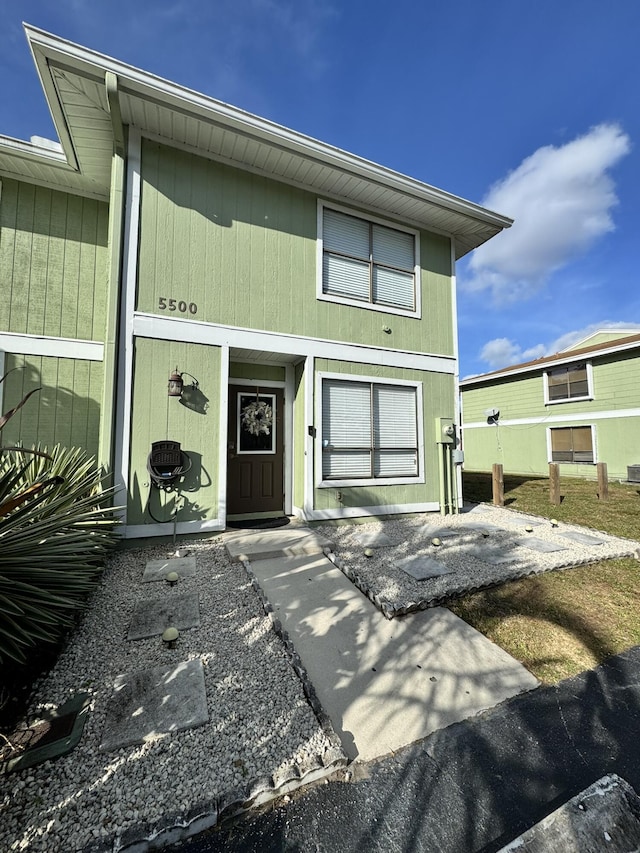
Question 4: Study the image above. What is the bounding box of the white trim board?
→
[133,313,456,375]
[0,332,103,361]
[463,408,640,429]
[124,518,225,539]
[305,502,439,521]
[113,128,142,524]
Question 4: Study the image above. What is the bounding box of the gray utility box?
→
[627,465,640,483]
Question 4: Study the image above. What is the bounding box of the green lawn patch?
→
[449,473,640,684]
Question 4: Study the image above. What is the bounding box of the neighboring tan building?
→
[460,330,640,482]
[0,26,511,537]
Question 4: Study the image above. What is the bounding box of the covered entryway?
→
[227,384,285,516]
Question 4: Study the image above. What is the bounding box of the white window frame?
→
[316,201,422,319]
[316,371,425,487]
[546,424,597,464]
[543,361,594,405]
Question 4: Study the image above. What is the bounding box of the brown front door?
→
[227,385,284,515]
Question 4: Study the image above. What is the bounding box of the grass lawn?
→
[448,473,640,684]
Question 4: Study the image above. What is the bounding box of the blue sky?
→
[2,1,639,376]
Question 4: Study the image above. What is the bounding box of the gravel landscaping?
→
[3,505,638,852]
[0,538,345,853]
[316,505,640,618]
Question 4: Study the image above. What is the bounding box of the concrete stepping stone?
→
[127,593,200,640]
[353,531,394,548]
[426,527,459,539]
[397,555,453,580]
[560,530,605,546]
[224,527,335,562]
[142,555,196,582]
[100,659,208,752]
[515,537,568,553]
[460,522,504,535]
[468,546,515,565]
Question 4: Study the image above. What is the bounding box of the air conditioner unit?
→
[627,465,640,483]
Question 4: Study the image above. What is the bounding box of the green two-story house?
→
[0,26,511,537]
[460,330,640,482]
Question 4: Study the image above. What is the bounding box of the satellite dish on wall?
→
[484,407,500,424]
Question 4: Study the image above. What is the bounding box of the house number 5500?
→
[158,297,198,315]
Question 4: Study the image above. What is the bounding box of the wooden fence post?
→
[492,463,504,507]
[549,463,560,505]
[597,462,609,500]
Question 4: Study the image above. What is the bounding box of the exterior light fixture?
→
[432,537,442,547]
[364,548,374,558]
[168,367,184,397]
[165,571,179,586]
[550,518,558,528]
[525,525,534,533]
[162,626,179,648]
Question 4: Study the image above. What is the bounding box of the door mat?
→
[226,517,291,530]
[1,693,91,774]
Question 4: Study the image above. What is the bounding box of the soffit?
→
[23,26,512,257]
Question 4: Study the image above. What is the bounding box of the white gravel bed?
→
[316,505,640,617]
[0,538,344,853]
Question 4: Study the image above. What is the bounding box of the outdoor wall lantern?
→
[168,367,184,397]
[167,368,200,399]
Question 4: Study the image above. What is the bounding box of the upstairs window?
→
[545,363,592,403]
[321,378,420,483]
[319,205,419,315]
[549,426,594,463]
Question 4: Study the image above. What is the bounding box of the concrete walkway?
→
[223,527,538,762]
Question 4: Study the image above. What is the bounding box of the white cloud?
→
[465,124,631,303]
[478,321,640,371]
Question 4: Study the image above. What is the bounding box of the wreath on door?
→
[241,399,273,436]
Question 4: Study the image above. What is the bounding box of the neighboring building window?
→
[320,205,418,314]
[546,363,591,402]
[321,378,419,480]
[550,426,594,463]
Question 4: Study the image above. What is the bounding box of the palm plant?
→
[0,371,119,666]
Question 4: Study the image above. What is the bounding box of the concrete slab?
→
[560,531,605,546]
[223,527,334,562]
[142,556,196,582]
[397,555,453,580]
[515,537,568,553]
[469,546,516,565]
[99,659,208,752]
[498,774,640,852]
[353,531,394,548]
[460,521,504,535]
[248,553,538,762]
[127,593,200,640]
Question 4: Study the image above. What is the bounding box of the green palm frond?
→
[0,445,120,666]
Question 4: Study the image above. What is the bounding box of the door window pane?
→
[238,393,276,453]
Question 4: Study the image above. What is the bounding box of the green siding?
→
[461,349,640,480]
[1,354,103,458]
[0,179,108,341]
[229,362,285,382]
[137,140,454,356]
[313,359,454,510]
[128,339,221,526]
